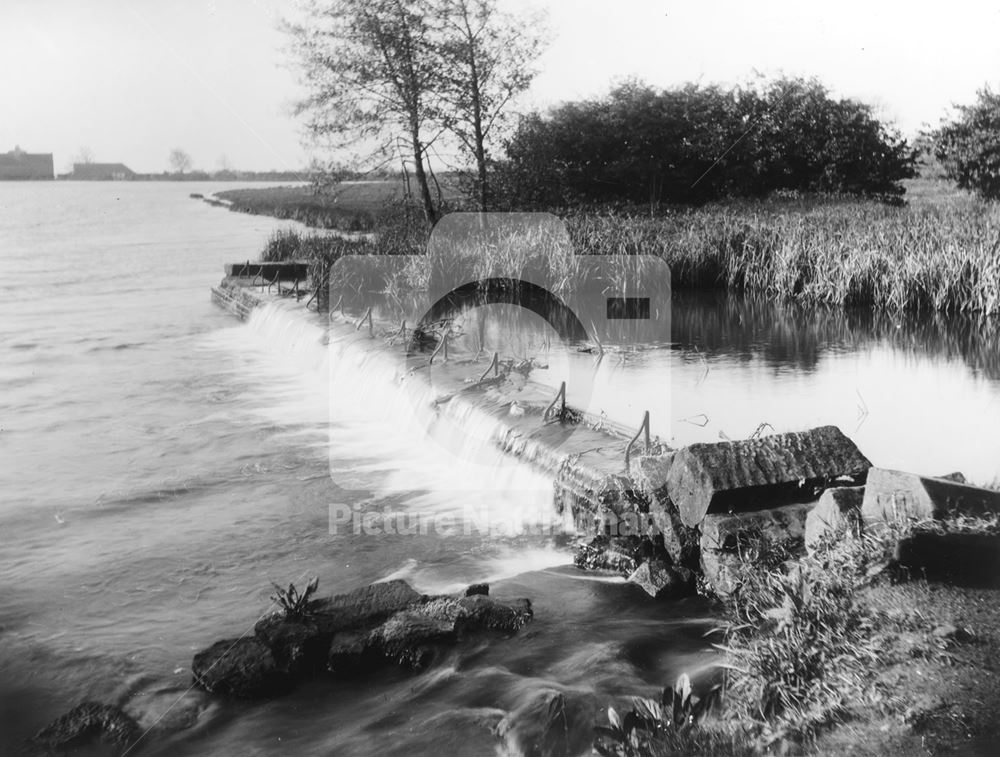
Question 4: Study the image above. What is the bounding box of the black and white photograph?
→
[3,1,1000,755]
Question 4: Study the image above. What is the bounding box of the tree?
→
[75,146,94,165]
[431,0,546,211]
[287,0,443,224]
[169,148,192,174]
[493,77,915,208]
[933,87,1000,199]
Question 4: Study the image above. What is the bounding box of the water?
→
[2,182,1000,754]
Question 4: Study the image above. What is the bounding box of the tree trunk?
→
[410,124,437,225]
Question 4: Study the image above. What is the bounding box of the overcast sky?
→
[2,0,999,173]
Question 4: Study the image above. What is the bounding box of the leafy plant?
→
[270,577,319,621]
[594,673,722,757]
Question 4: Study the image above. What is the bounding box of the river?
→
[1,182,999,754]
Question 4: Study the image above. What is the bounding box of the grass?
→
[243,177,1000,316]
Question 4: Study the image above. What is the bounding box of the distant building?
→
[0,147,54,180]
[70,162,136,181]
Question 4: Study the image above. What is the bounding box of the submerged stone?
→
[191,637,291,699]
[34,701,139,751]
[495,688,597,757]
[311,578,426,634]
[573,534,666,576]
[666,425,870,528]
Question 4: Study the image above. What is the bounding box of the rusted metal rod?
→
[543,381,567,421]
[624,410,651,473]
[478,351,500,382]
[355,307,373,336]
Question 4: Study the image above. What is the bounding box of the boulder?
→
[805,486,865,551]
[191,637,291,698]
[699,502,813,596]
[456,594,533,633]
[371,611,459,668]
[253,616,329,674]
[34,702,139,751]
[645,491,701,570]
[895,532,1000,585]
[627,559,695,599]
[326,594,533,673]
[666,425,870,528]
[861,468,1000,526]
[311,578,426,634]
[573,535,666,576]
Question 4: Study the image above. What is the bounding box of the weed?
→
[270,577,319,622]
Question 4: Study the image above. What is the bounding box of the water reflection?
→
[672,291,1000,380]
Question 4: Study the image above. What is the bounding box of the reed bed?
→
[258,193,1000,316]
[568,197,1000,315]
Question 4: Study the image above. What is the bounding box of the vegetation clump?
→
[270,576,320,621]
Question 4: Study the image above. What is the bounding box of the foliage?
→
[168,148,192,174]
[270,577,320,621]
[286,0,443,223]
[594,674,729,757]
[719,527,898,747]
[933,86,1000,199]
[286,0,543,219]
[431,0,547,210]
[493,77,915,207]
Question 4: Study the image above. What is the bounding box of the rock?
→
[805,486,865,551]
[34,701,139,751]
[122,687,213,734]
[666,425,871,528]
[191,637,291,698]
[311,578,426,635]
[627,559,695,599]
[699,502,813,596]
[495,689,597,757]
[371,611,459,668]
[456,594,533,633]
[862,468,1000,526]
[465,583,489,596]
[643,490,701,570]
[254,616,329,674]
[326,630,371,675]
[939,472,967,484]
[327,594,533,674]
[894,532,1000,585]
[573,534,666,576]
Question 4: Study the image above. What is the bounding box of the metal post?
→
[624,410,651,473]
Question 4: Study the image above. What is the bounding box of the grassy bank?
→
[594,513,1000,755]
[239,178,1000,316]
[217,182,404,231]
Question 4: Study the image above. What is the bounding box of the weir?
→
[210,274,664,537]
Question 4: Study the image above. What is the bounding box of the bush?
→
[493,76,915,207]
[933,87,1000,199]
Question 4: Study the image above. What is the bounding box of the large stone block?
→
[805,486,865,552]
[861,468,1000,526]
[667,425,870,528]
[699,502,813,596]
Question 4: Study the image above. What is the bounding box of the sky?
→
[2,0,999,173]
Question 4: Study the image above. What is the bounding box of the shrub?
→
[933,86,1000,199]
[493,76,915,207]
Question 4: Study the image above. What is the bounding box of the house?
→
[0,147,54,180]
[70,162,136,180]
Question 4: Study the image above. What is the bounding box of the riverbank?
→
[207,177,1000,316]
